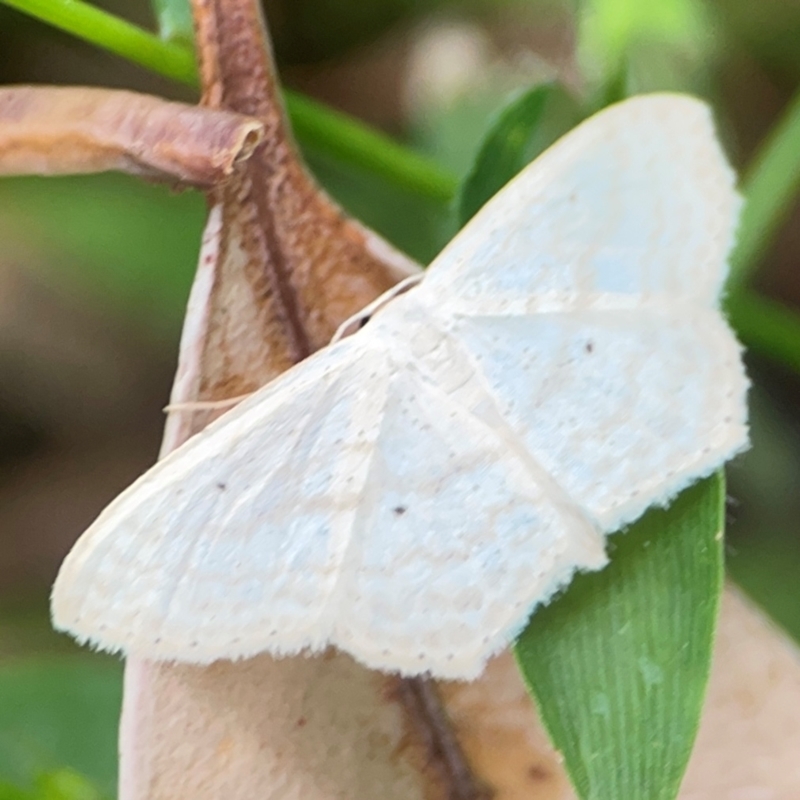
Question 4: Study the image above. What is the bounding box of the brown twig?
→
[395,678,494,800]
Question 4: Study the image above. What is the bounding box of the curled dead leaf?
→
[0,85,264,187]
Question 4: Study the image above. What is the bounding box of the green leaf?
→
[0,780,32,800]
[150,0,194,45]
[0,770,103,800]
[0,174,205,343]
[0,659,121,794]
[515,475,725,800]
[725,291,800,374]
[456,83,581,226]
[35,770,103,800]
[457,85,552,225]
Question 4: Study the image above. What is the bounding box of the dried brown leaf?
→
[0,85,264,187]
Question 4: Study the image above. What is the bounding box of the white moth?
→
[51,93,749,680]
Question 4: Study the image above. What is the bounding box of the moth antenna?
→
[331,274,424,344]
[163,393,254,413]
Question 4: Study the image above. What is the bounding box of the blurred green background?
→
[0,0,799,796]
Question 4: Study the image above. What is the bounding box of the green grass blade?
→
[728,87,800,290]
[515,475,725,800]
[456,83,583,226]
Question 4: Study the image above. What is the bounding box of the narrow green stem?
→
[729,87,800,289]
[285,92,457,203]
[2,0,197,84]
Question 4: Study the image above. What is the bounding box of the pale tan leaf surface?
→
[0,85,264,187]
[440,654,576,800]
[121,656,439,800]
[680,587,800,799]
